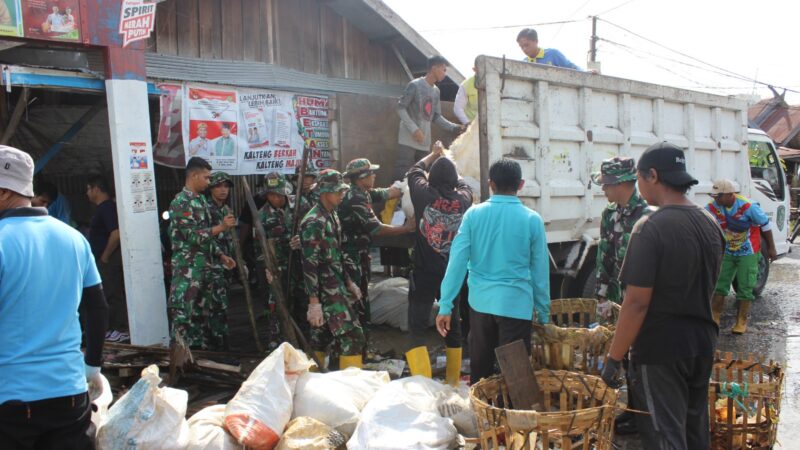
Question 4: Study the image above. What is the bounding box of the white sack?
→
[187,405,243,450]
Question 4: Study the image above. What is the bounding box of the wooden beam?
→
[391,43,413,81]
[0,87,29,145]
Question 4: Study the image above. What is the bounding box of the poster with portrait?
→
[22,0,81,41]
[0,1,22,37]
[182,87,240,171]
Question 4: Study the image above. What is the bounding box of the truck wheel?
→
[733,248,770,298]
[573,259,598,299]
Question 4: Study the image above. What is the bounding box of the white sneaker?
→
[106,330,124,342]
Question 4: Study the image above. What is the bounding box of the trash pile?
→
[92,342,477,450]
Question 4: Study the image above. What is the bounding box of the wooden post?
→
[286,146,310,289]
[0,87,29,145]
[229,210,264,353]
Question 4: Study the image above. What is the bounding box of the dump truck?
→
[456,55,791,297]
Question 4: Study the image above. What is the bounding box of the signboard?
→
[170,84,332,175]
[119,0,155,47]
[0,1,23,37]
[22,0,80,41]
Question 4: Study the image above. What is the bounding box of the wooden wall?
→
[151,0,409,86]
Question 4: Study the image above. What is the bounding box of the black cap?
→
[637,142,698,186]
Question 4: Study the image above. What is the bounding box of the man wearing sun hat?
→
[0,146,108,447]
[706,178,775,334]
[300,169,366,370]
[340,158,411,328]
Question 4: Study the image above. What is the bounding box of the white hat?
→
[711,179,737,195]
[0,146,34,197]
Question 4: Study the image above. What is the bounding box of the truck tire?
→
[733,248,770,298]
[573,259,598,299]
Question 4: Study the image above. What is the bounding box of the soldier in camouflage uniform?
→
[205,172,235,349]
[254,172,294,348]
[168,157,237,350]
[300,169,366,370]
[340,158,410,326]
[295,165,320,220]
[591,156,650,434]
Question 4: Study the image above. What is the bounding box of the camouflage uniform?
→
[205,172,234,349]
[168,186,226,350]
[295,165,320,221]
[256,173,294,347]
[340,158,389,325]
[300,170,365,357]
[592,157,651,303]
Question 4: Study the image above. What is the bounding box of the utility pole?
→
[589,16,598,62]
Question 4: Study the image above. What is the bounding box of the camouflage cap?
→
[344,158,380,179]
[591,156,637,185]
[296,164,319,178]
[263,172,292,196]
[209,171,232,187]
[317,169,350,193]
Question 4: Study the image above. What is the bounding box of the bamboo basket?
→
[532,298,620,375]
[470,370,618,450]
[709,351,784,450]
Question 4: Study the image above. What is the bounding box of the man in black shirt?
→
[602,142,724,450]
[86,174,128,342]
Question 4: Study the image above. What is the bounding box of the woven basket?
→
[533,298,619,375]
[470,370,618,450]
[709,351,784,450]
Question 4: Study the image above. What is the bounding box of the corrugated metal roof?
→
[145,54,404,97]
[749,100,800,145]
[778,146,800,161]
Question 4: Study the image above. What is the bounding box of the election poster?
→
[22,0,81,42]
[293,94,332,171]
[153,83,185,168]
[0,1,23,37]
[182,87,240,171]
[119,0,156,47]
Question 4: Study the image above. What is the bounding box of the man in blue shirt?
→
[0,146,108,449]
[517,28,582,70]
[436,158,550,384]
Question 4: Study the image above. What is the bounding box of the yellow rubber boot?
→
[310,351,327,372]
[711,296,725,326]
[445,347,463,387]
[339,354,363,370]
[380,198,399,224]
[732,301,751,335]
[405,346,432,378]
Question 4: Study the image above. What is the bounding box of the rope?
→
[719,382,754,416]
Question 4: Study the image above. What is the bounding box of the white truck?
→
[460,55,791,298]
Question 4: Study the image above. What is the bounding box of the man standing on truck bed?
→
[517,28,582,70]
[592,156,650,435]
[602,142,724,450]
[706,179,776,334]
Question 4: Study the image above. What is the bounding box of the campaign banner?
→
[182,87,241,171]
[0,1,23,37]
[153,83,185,168]
[293,94,332,171]
[22,0,80,42]
[119,0,156,47]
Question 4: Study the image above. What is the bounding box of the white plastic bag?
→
[435,386,478,438]
[277,417,347,450]
[96,365,190,450]
[292,368,390,438]
[187,405,243,450]
[89,373,112,430]
[224,342,313,450]
[369,278,438,331]
[347,376,458,450]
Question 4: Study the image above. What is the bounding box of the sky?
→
[382,0,800,104]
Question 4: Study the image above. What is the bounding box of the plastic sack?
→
[89,373,113,430]
[292,368,390,438]
[224,342,314,450]
[277,417,347,450]
[347,376,458,450]
[96,365,190,450]
[435,386,478,438]
[187,405,243,450]
[369,278,438,331]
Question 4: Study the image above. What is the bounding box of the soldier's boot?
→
[711,295,725,326]
[339,354,363,370]
[310,351,328,372]
[445,347,463,387]
[405,346,432,378]
[732,301,751,335]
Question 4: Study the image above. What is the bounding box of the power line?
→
[418,19,583,33]
[592,0,636,16]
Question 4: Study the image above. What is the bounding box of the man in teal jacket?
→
[436,158,550,383]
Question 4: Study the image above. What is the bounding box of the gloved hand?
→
[307,302,324,328]
[347,281,362,302]
[85,364,104,397]
[601,356,624,389]
[597,299,613,320]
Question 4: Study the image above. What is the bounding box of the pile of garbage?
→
[93,342,477,450]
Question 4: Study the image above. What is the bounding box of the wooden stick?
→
[229,198,265,353]
[286,147,310,288]
[1,87,28,145]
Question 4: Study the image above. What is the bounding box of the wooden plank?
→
[222,0,244,60]
[301,0,321,74]
[495,340,544,410]
[241,0,261,61]
[198,0,222,59]
[274,0,302,71]
[177,0,200,58]
[155,0,178,55]
[260,0,272,63]
[320,6,345,77]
